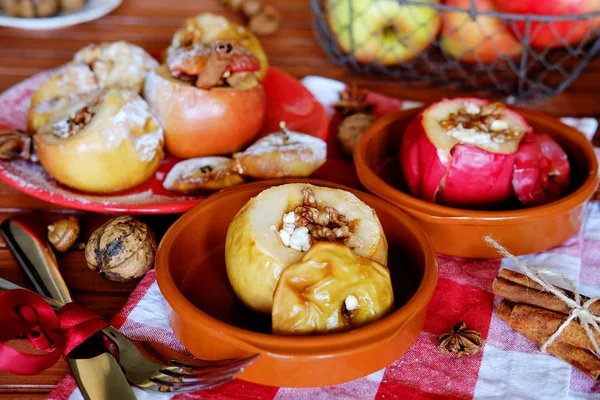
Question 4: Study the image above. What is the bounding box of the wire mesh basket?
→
[311,0,600,103]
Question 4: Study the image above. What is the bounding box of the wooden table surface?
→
[0,1,598,398]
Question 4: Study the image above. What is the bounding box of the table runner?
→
[50,77,600,400]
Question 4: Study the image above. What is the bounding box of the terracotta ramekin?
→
[354,107,599,259]
[156,178,438,388]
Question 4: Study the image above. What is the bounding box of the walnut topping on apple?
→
[51,99,101,139]
[439,101,520,146]
[277,188,363,252]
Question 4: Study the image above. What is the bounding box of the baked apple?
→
[27,63,99,132]
[225,184,388,314]
[73,41,159,93]
[272,242,394,335]
[400,98,531,208]
[34,89,164,193]
[163,156,245,194]
[440,0,523,63]
[169,12,269,80]
[144,42,266,159]
[512,133,571,206]
[27,41,157,132]
[326,0,441,65]
[233,123,327,179]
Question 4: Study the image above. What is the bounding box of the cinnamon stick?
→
[493,269,600,317]
[497,300,600,382]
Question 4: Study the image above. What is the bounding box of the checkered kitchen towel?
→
[50,78,600,400]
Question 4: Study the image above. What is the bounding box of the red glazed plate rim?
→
[354,106,600,224]
[156,178,438,355]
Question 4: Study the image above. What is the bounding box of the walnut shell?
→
[85,216,156,282]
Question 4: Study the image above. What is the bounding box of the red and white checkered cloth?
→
[49,78,600,400]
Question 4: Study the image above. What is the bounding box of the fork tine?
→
[160,376,235,393]
[169,354,259,371]
[151,374,235,391]
[160,363,246,379]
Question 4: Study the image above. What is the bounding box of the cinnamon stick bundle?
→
[493,269,600,382]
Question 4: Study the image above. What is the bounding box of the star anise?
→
[437,321,485,358]
[333,83,375,119]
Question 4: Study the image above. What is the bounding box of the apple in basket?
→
[440,0,523,63]
[325,0,442,65]
[496,0,600,49]
[400,98,571,208]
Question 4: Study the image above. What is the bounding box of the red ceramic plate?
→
[0,67,330,214]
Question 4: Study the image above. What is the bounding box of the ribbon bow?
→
[485,236,600,357]
[0,289,109,375]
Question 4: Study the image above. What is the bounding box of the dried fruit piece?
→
[0,131,34,161]
[272,242,394,335]
[163,157,244,194]
[337,113,377,156]
[85,216,156,282]
[234,123,327,179]
[225,183,387,314]
[47,216,80,253]
[437,321,485,357]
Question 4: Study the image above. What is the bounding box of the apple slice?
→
[225,183,388,314]
[512,133,571,206]
[163,157,245,194]
[272,242,394,335]
[400,98,531,208]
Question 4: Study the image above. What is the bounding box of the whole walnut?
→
[85,216,157,282]
[2,0,58,18]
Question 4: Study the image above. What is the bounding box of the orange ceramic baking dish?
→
[354,107,599,259]
[155,178,438,388]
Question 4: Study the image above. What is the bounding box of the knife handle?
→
[0,218,73,303]
[0,277,64,311]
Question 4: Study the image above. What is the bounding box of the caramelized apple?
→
[272,242,394,335]
[225,183,387,314]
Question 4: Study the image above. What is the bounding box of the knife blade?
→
[1,217,136,400]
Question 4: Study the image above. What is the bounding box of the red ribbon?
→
[0,289,109,375]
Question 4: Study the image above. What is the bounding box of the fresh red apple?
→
[512,133,571,206]
[441,0,523,63]
[496,0,600,49]
[326,0,442,65]
[400,98,531,208]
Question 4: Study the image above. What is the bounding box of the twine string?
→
[484,236,600,357]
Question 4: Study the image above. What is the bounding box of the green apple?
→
[326,0,441,65]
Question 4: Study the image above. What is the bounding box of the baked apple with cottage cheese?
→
[225,184,388,314]
[27,41,158,132]
[144,42,266,159]
[169,12,269,80]
[401,98,530,208]
[401,98,571,208]
[163,156,244,194]
[272,242,394,335]
[233,123,327,179]
[34,89,164,193]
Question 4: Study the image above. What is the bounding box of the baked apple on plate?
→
[400,98,571,208]
[225,183,388,314]
[27,41,158,132]
[34,89,164,193]
[144,41,267,159]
